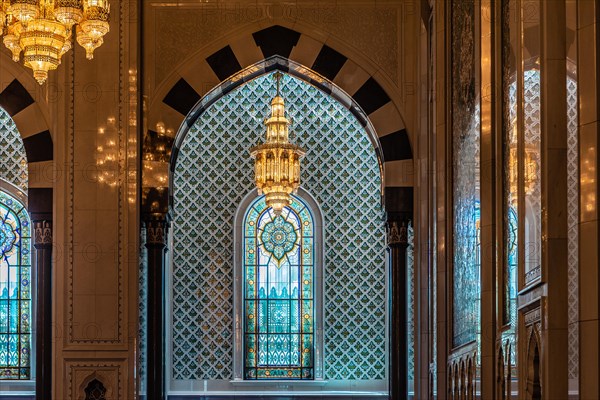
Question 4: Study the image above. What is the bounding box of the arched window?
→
[242,194,315,379]
[171,70,384,393]
[0,189,32,380]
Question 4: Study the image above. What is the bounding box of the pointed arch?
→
[525,328,542,400]
[168,56,387,203]
[166,69,387,392]
[151,24,413,194]
[0,56,53,191]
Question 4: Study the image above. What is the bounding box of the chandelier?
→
[0,0,110,85]
[251,72,305,215]
[508,123,539,196]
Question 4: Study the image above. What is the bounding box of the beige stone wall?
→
[14,0,420,398]
[50,0,140,398]
[144,0,420,145]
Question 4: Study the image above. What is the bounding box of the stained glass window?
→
[506,206,518,320]
[451,0,481,348]
[243,194,314,379]
[0,189,31,380]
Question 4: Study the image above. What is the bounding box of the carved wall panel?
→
[66,361,124,400]
[149,3,400,87]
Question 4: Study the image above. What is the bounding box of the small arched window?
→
[234,189,324,381]
[0,189,32,380]
[243,194,314,379]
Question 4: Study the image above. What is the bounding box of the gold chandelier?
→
[508,123,539,197]
[0,0,110,85]
[251,72,305,215]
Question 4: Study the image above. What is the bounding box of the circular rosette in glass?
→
[260,215,297,263]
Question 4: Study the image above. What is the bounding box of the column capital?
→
[33,220,52,248]
[387,220,408,246]
[142,212,171,247]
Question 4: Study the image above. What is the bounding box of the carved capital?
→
[387,221,407,246]
[33,220,52,247]
[143,213,170,247]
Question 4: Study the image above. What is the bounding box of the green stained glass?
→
[244,194,314,379]
[261,216,298,261]
[0,190,32,380]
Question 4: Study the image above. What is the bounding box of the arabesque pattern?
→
[0,107,27,192]
[172,73,385,380]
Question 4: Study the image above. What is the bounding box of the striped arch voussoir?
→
[156,25,412,189]
[0,78,53,191]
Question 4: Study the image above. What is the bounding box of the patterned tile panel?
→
[566,77,579,380]
[172,73,386,381]
[523,70,542,282]
[138,228,148,392]
[451,0,481,348]
[0,107,28,192]
[407,224,414,382]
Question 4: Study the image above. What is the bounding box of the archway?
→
[158,61,390,396]
[147,23,413,193]
[526,332,542,400]
[0,97,53,399]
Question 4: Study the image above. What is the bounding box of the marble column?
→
[143,213,169,400]
[29,187,53,399]
[389,221,408,400]
[33,220,52,400]
[577,0,600,397]
[540,0,569,396]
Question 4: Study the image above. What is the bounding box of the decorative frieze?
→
[524,307,541,326]
[524,265,541,285]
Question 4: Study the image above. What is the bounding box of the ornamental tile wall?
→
[407,224,414,382]
[0,107,27,192]
[566,76,579,380]
[138,228,148,392]
[451,0,481,348]
[171,73,386,381]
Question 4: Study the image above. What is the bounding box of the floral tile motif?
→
[172,73,386,381]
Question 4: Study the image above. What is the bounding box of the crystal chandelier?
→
[251,72,305,215]
[508,123,539,196]
[0,0,110,85]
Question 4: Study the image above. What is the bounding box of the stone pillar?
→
[577,0,600,397]
[33,220,52,400]
[479,0,497,397]
[143,213,169,400]
[29,187,53,399]
[389,221,408,400]
[540,0,569,397]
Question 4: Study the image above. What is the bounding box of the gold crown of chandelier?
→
[0,0,110,84]
[250,72,305,215]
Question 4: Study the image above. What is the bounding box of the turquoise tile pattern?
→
[0,107,27,192]
[171,73,386,380]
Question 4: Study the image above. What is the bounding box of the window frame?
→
[233,188,325,381]
[0,180,35,395]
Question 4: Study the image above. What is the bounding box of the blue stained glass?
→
[451,0,481,348]
[244,194,314,379]
[0,190,31,380]
[506,207,518,326]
